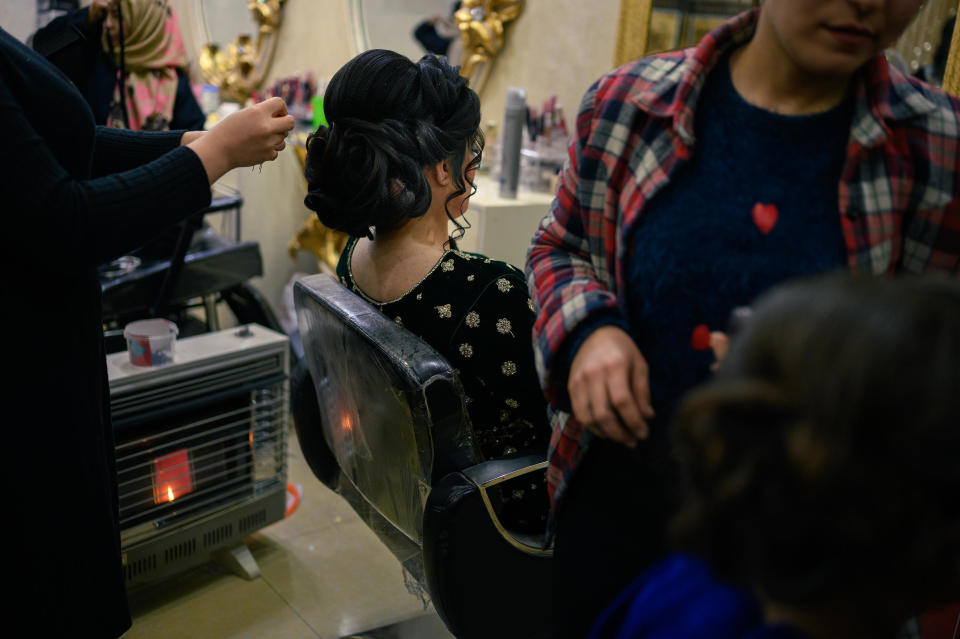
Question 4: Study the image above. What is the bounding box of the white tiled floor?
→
[123,425,454,639]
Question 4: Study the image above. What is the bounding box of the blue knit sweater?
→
[624,54,852,428]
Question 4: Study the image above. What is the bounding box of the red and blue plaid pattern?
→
[526,9,960,522]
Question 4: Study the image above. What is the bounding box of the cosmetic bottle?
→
[499,87,526,199]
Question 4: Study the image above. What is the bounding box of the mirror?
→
[196,0,287,102]
[349,0,524,94]
[888,0,957,85]
[615,0,960,92]
[351,0,458,62]
[198,0,259,55]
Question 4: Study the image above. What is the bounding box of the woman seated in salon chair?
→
[297,49,550,525]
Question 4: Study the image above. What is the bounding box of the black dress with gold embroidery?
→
[337,237,549,461]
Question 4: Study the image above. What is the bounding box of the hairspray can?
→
[499,87,527,199]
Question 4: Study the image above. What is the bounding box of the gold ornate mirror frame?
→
[615,0,960,96]
[198,0,287,103]
[453,0,525,93]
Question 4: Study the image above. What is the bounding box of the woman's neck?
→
[729,17,854,116]
[370,204,451,253]
[350,203,451,302]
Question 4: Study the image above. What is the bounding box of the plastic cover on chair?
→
[294,274,480,549]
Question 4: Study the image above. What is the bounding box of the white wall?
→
[478,1,622,145]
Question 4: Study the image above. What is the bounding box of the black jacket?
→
[0,26,210,637]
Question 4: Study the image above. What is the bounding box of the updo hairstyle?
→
[671,273,960,613]
[303,49,483,239]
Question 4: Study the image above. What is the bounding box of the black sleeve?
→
[0,73,212,270]
[91,126,184,176]
[170,69,206,132]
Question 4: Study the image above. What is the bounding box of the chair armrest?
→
[423,457,555,638]
[459,455,553,556]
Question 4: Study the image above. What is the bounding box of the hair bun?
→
[302,119,432,236]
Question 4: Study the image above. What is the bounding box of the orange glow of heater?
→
[152,448,193,504]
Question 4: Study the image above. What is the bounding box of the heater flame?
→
[152,448,193,505]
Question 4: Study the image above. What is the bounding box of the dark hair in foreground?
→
[303,49,483,239]
[672,273,960,615]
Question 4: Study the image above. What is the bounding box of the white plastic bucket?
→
[123,319,178,366]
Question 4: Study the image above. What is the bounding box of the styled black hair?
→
[303,49,483,240]
[672,273,960,616]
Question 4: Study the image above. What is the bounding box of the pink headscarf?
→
[103,0,189,130]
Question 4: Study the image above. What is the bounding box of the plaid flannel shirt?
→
[526,9,960,524]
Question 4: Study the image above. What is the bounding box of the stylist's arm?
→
[184,96,295,184]
[568,325,654,447]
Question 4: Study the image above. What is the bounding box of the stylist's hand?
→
[188,97,296,184]
[568,325,654,447]
[88,0,118,24]
[709,331,729,371]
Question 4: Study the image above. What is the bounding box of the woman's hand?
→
[187,97,296,184]
[709,331,729,371]
[568,325,655,447]
[87,0,118,25]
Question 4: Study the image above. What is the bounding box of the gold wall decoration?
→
[944,6,960,95]
[198,0,287,103]
[614,0,653,67]
[454,0,525,94]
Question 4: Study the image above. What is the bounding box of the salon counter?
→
[454,174,555,269]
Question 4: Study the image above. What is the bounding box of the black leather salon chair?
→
[293,273,554,639]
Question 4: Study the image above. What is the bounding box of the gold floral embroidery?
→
[436,304,452,318]
[527,299,535,312]
[416,293,423,301]
[459,343,474,358]
[496,318,514,336]
[465,311,480,328]
[499,409,510,422]
[496,278,513,292]
[505,398,519,408]
[441,259,455,272]
[501,361,517,376]
[394,316,403,325]
[467,274,475,282]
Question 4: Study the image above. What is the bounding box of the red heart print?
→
[691,324,711,351]
[752,202,779,234]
